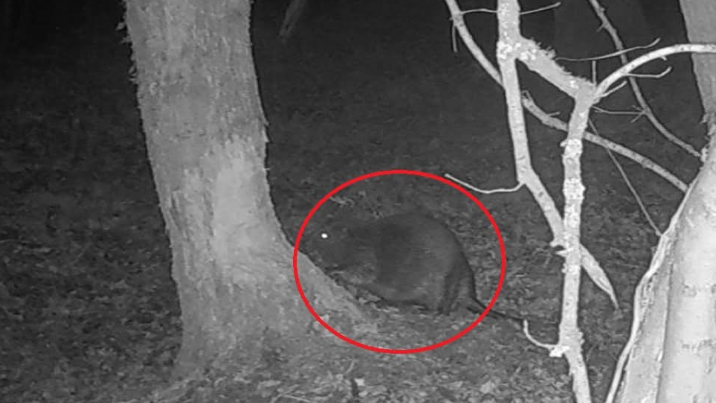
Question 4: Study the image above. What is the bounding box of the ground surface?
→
[0,0,705,401]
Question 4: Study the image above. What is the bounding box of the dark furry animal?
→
[323,213,522,323]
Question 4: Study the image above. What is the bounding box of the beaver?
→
[321,213,522,323]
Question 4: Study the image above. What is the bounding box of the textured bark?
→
[656,0,716,399]
[123,0,336,376]
[614,2,716,400]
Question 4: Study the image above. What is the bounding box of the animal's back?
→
[329,213,479,314]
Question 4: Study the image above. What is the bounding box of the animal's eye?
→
[320,232,329,240]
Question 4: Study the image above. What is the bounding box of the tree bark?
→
[655,0,716,399]
[123,0,341,377]
[613,1,716,400]
[655,144,716,400]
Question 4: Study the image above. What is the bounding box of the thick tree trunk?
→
[613,128,716,403]
[655,0,716,399]
[123,0,341,377]
[612,1,716,400]
[656,148,716,399]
